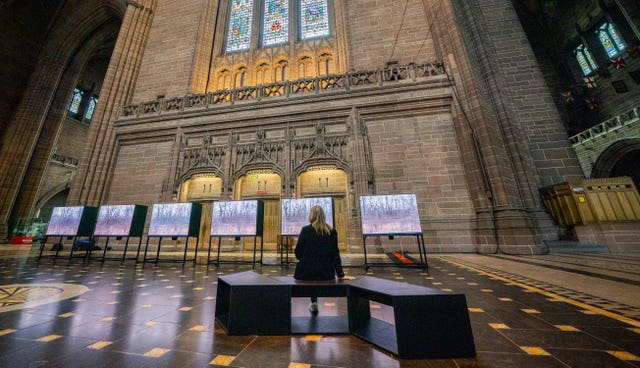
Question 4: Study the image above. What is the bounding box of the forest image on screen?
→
[359,194,422,235]
[211,200,258,236]
[281,197,333,236]
[93,205,135,236]
[148,203,193,236]
[46,206,84,236]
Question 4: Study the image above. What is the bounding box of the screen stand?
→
[362,233,428,271]
[206,235,263,268]
[143,236,199,265]
[86,236,143,263]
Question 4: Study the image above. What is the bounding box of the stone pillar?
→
[424,0,583,254]
[347,107,374,252]
[0,57,66,239]
[68,0,157,207]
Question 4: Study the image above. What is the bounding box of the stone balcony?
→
[569,106,640,177]
[120,61,446,119]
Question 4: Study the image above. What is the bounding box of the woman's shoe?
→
[308,302,318,314]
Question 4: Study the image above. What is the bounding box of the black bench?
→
[348,276,475,359]
[272,276,350,334]
[215,271,291,335]
[214,272,476,359]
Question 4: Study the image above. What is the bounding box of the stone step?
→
[545,240,610,253]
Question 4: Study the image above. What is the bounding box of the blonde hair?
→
[309,205,332,236]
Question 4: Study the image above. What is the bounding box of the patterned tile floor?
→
[0,245,638,367]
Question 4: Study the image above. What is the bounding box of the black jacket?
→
[293,225,345,280]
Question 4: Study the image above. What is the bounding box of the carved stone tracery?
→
[174,121,366,196]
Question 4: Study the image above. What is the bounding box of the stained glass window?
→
[84,96,98,120]
[597,22,626,57]
[226,0,254,52]
[300,0,329,40]
[68,88,84,114]
[263,0,288,46]
[575,44,597,76]
[607,23,626,51]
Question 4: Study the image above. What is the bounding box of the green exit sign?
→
[251,175,258,180]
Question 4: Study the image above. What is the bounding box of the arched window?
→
[84,96,98,121]
[226,0,254,52]
[318,52,332,75]
[300,0,329,40]
[596,22,626,57]
[263,0,289,46]
[235,66,248,87]
[256,62,269,84]
[574,44,597,76]
[275,59,288,81]
[68,88,84,114]
[217,69,231,89]
[298,55,313,78]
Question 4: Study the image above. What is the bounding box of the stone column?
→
[68,0,158,207]
[424,0,583,253]
[347,107,374,252]
[0,57,67,239]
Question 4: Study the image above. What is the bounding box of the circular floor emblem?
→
[0,283,89,313]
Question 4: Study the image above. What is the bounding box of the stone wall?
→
[108,140,175,205]
[133,0,205,102]
[346,0,436,71]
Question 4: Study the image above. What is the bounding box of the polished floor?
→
[0,245,639,368]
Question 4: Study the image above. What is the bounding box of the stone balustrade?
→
[121,61,446,118]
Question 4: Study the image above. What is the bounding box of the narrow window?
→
[226,0,254,52]
[300,0,329,40]
[68,88,84,114]
[263,0,289,46]
[84,96,98,121]
[574,44,597,75]
[218,69,231,89]
[235,67,248,87]
[596,22,626,57]
[275,60,288,81]
[256,62,269,84]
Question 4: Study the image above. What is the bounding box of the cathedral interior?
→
[0,0,639,367]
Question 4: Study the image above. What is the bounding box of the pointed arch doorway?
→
[235,171,282,250]
[297,167,348,250]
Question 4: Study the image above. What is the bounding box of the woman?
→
[294,205,352,313]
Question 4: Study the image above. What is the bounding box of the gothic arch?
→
[274,57,289,82]
[294,158,351,178]
[34,183,71,216]
[179,167,225,184]
[233,163,286,185]
[296,52,314,78]
[216,68,231,90]
[254,60,270,85]
[591,138,640,179]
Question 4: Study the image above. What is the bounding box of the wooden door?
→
[243,199,280,250]
[333,196,347,250]
[197,202,212,250]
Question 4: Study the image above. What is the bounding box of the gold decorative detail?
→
[246,169,274,175]
[307,165,337,171]
[0,286,63,307]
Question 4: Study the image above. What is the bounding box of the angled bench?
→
[215,271,476,359]
[215,271,291,335]
[271,276,350,334]
[348,276,475,359]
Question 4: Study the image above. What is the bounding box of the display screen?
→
[359,194,422,235]
[46,206,84,236]
[93,205,136,236]
[211,200,260,236]
[281,197,334,236]
[148,203,193,236]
